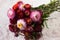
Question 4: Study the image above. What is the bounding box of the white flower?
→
[17,19,26,30]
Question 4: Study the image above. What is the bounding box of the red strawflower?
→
[25,18,32,25]
[10,18,17,24]
[16,10,24,19]
[24,4,31,9]
[13,3,19,11]
[9,24,20,32]
[34,23,42,32]
[24,10,31,16]
[25,26,34,32]
[9,25,14,32]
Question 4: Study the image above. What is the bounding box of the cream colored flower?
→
[17,19,26,30]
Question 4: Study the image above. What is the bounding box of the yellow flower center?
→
[17,23,23,29]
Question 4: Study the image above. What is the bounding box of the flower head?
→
[18,1,25,10]
[17,19,26,30]
[24,10,31,16]
[13,3,19,10]
[30,10,42,22]
[24,4,31,9]
[7,8,15,19]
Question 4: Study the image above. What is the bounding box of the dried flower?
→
[17,19,26,30]
[24,4,31,9]
[18,1,25,10]
[30,10,42,22]
[7,8,15,19]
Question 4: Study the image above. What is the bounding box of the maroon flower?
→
[25,18,32,25]
[24,4,31,9]
[16,10,24,19]
[34,23,42,32]
[24,26,33,32]
[10,18,17,24]
[24,10,31,16]
[9,25,14,32]
[9,24,20,33]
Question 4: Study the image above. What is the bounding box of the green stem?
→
[45,21,48,28]
[31,0,59,28]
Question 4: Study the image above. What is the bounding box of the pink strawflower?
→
[18,1,25,10]
[30,10,42,22]
[7,8,15,19]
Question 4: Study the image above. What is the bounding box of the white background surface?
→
[0,0,60,40]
